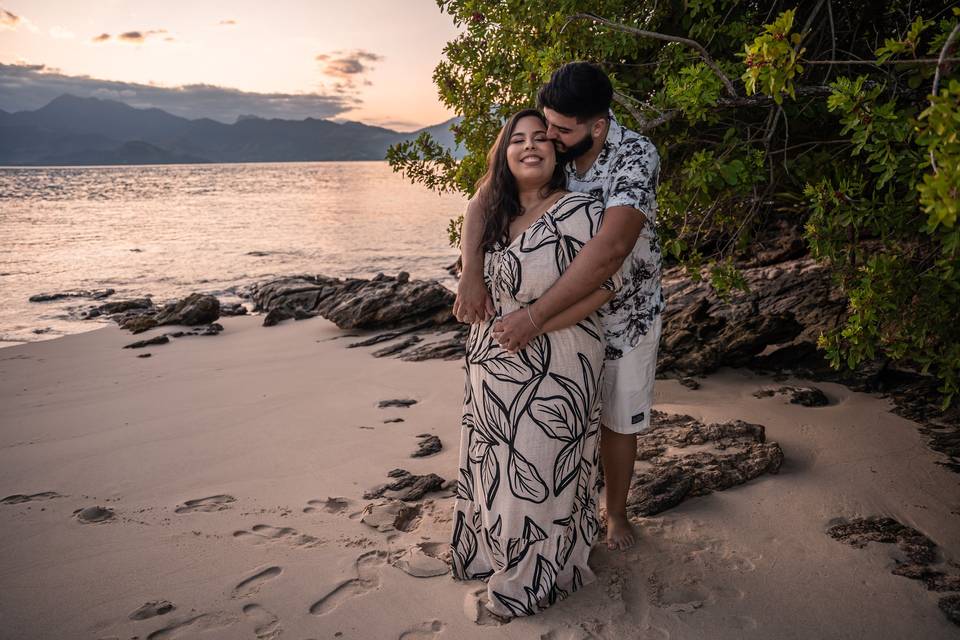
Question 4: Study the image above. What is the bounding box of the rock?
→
[137,353,152,358]
[383,418,405,424]
[753,385,829,406]
[827,516,959,626]
[263,306,294,327]
[74,505,114,523]
[363,469,444,501]
[123,335,169,349]
[626,411,783,517]
[394,544,449,577]
[129,600,175,620]
[401,334,468,361]
[411,434,442,458]
[29,289,115,302]
[827,517,937,565]
[373,336,422,358]
[118,314,159,334]
[154,293,220,326]
[678,377,700,390]
[97,298,153,315]
[245,272,454,331]
[166,323,223,338]
[378,398,417,408]
[219,302,248,316]
[360,500,421,532]
[294,308,318,320]
[940,595,960,626]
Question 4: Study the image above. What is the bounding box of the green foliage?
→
[917,79,960,231]
[739,9,805,104]
[388,0,960,404]
[664,63,722,122]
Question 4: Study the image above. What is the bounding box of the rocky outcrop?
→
[244,272,455,331]
[626,410,783,517]
[104,293,221,334]
[827,516,960,627]
[30,289,115,302]
[658,258,847,377]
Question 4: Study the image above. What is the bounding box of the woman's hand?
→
[454,268,495,324]
[492,307,542,353]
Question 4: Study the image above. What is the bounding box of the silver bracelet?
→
[525,306,541,331]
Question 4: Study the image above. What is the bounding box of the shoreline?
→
[1,315,957,638]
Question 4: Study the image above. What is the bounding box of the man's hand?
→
[453,270,495,324]
[492,308,542,353]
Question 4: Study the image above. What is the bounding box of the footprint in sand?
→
[1,491,63,504]
[462,587,508,626]
[74,505,115,524]
[146,611,238,639]
[242,603,282,640]
[309,550,388,616]
[233,524,324,549]
[233,566,283,598]
[303,497,350,515]
[175,495,236,513]
[129,600,175,620]
[398,619,445,639]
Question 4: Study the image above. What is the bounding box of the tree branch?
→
[929,20,960,173]
[932,22,960,98]
[564,12,738,98]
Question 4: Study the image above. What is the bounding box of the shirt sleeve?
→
[554,195,623,294]
[605,137,660,223]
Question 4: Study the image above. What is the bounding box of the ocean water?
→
[0,161,466,346]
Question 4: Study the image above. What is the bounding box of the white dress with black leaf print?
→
[451,192,620,618]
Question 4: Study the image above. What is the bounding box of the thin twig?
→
[564,12,737,97]
[803,56,960,65]
[929,20,960,172]
[932,22,960,97]
[826,0,836,83]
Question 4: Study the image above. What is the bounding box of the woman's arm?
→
[453,196,496,324]
[538,288,613,333]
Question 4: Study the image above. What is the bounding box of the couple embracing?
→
[449,61,664,619]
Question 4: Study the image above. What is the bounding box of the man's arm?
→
[452,195,496,324]
[492,207,646,352]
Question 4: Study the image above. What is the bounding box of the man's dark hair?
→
[537,61,613,121]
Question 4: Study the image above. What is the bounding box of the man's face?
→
[543,107,600,163]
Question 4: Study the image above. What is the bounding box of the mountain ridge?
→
[0,94,463,166]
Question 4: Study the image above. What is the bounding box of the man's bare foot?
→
[605,512,636,550]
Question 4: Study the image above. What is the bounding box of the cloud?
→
[117,29,167,43]
[0,62,360,123]
[219,19,237,26]
[316,49,383,91]
[1,8,38,33]
[92,32,110,42]
[1,8,19,30]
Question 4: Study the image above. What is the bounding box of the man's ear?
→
[591,116,605,140]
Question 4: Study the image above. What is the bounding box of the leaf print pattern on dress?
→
[452,193,613,618]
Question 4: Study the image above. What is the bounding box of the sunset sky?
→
[0,0,461,130]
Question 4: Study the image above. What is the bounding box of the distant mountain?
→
[0,95,464,166]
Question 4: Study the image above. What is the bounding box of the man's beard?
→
[556,132,593,164]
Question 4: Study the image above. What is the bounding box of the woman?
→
[450,109,620,618]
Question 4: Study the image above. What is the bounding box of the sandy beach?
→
[1,315,957,639]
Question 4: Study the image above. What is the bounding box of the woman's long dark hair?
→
[475,109,566,251]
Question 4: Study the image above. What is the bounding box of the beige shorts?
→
[600,316,662,434]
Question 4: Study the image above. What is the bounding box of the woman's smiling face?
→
[505,114,557,187]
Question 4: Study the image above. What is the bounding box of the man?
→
[453,61,664,551]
